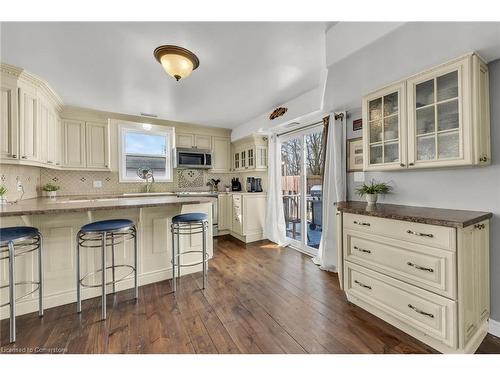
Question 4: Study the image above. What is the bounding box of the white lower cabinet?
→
[217,193,266,243]
[339,211,490,353]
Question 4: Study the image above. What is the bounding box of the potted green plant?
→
[0,186,7,205]
[42,183,60,198]
[356,180,392,205]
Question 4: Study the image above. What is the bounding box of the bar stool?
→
[171,213,209,292]
[0,226,43,343]
[76,219,138,320]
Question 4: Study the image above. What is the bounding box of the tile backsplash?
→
[0,164,41,201]
[0,165,267,200]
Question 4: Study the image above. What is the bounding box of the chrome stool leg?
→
[202,221,207,290]
[171,223,176,292]
[111,232,116,294]
[134,226,138,299]
[101,231,107,320]
[38,233,44,317]
[76,232,82,313]
[8,241,16,343]
[177,225,181,284]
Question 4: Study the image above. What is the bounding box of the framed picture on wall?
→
[347,137,363,172]
[352,118,362,131]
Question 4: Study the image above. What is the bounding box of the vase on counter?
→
[366,193,378,205]
[47,191,57,199]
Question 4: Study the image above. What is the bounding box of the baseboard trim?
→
[489,319,500,338]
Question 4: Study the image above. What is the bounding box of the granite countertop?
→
[0,194,216,217]
[336,201,492,228]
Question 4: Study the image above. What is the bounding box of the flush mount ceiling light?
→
[153,45,200,81]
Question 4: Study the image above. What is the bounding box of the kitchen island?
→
[0,194,215,319]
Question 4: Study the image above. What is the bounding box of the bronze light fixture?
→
[153,45,200,81]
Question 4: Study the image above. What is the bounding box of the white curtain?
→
[313,113,346,271]
[264,134,288,246]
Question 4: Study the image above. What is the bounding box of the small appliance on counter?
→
[246,177,263,192]
[231,178,242,191]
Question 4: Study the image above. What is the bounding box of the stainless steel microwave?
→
[175,148,212,169]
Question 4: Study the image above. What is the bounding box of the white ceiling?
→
[0,22,327,128]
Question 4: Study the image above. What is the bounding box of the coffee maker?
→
[231,178,242,191]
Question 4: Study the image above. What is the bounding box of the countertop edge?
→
[0,198,215,217]
[336,202,493,228]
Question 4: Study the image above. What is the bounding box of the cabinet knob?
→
[400,163,405,167]
[12,154,17,159]
[21,156,27,159]
[47,161,53,164]
[479,156,488,162]
[408,162,414,166]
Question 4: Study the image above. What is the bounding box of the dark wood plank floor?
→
[1,235,500,354]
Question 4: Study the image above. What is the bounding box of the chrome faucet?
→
[137,167,155,193]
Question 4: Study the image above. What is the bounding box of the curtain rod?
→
[276,120,324,138]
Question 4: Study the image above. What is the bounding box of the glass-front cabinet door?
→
[407,57,472,168]
[362,81,406,170]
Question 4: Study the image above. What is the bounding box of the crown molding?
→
[1,62,64,112]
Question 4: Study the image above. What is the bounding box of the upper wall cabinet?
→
[363,81,406,170]
[85,121,109,169]
[62,119,110,170]
[362,53,490,171]
[210,136,231,173]
[0,74,19,160]
[176,132,212,150]
[232,135,268,172]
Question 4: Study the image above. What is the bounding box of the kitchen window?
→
[118,123,174,182]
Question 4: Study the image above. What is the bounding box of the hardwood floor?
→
[1,235,500,354]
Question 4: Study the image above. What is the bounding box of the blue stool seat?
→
[80,219,134,233]
[0,226,39,244]
[172,212,208,223]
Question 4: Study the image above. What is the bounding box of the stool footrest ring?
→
[79,264,136,288]
[0,282,41,307]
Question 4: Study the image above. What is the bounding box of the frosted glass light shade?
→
[160,54,194,81]
[154,45,200,81]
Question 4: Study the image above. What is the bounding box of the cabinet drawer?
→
[345,262,457,348]
[344,229,456,298]
[344,213,456,250]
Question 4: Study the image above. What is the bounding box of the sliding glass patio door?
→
[281,124,324,255]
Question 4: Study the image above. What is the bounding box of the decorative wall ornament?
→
[177,169,204,189]
[269,107,288,120]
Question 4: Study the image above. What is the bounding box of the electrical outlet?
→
[16,179,23,191]
[93,180,102,188]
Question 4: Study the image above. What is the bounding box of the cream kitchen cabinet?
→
[1,63,63,168]
[0,74,19,161]
[231,135,268,172]
[62,119,86,168]
[18,81,39,162]
[362,53,490,171]
[210,136,231,173]
[363,81,406,170]
[176,132,212,150]
[62,119,110,170]
[85,121,109,169]
[229,193,266,243]
[337,202,491,353]
[217,193,232,232]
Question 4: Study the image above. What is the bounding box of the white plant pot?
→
[0,196,7,205]
[366,193,378,205]
[47,191,57,199]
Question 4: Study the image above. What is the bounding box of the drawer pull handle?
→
[354,280,372,290]
[354,221,371,227]
[408,304,434,318]
[354,246,371,254]
[474,223,485,230]
[407,262,434,273]
[406,229,433,238]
